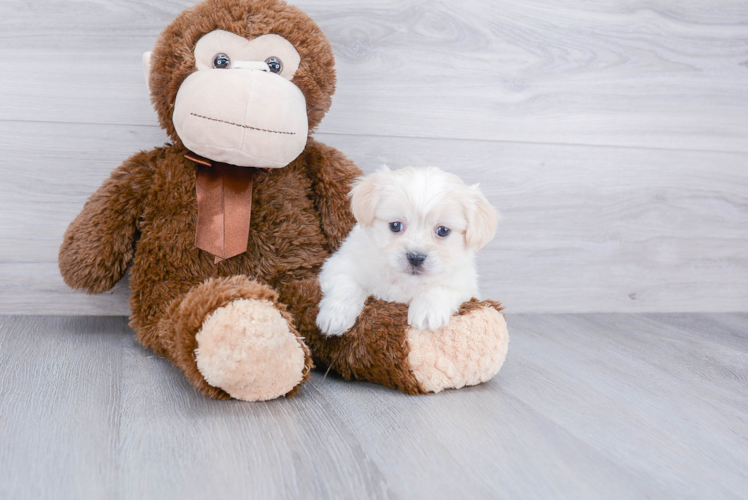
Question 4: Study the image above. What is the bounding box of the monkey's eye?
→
[265,56,283,74]
[389,222,404,233]
[436,226,451,238]
[212,53,230,69]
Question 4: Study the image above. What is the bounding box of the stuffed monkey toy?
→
[59,0,508,401]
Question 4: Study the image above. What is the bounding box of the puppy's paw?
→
[407,299,452,331]
[316,297,363,336]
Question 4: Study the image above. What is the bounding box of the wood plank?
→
[502,313,748,498]
[311,313,748,499]
[0,315,393,499]
[1,121,746,314]
[312,371,656,499]
[2,314,746,498]
[660,312,748,352]
[0,316,126,499]
[116,322,392,500]
[0,263,132,315]
[0,0,747,151]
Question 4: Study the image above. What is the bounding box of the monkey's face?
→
[171,30,308,168]
[145,0,337,168]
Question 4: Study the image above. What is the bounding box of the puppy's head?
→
[350,166,499,277]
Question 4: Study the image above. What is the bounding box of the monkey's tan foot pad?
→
[406,306,509,393]
[195,299,308,401]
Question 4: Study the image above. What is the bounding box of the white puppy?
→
[316,166,499,336]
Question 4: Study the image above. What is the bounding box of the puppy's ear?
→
[464,184,500,251]
[350,170,386,227]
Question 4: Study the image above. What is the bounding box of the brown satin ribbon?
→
[185,152,258,263]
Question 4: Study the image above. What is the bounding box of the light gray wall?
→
[1,0,746,314]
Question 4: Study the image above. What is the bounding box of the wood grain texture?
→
[0,0,746,151]
[1,314,746,499]
[1,121,746,314]
[0,316,125,499]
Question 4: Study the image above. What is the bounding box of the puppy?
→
[316,166,499,335]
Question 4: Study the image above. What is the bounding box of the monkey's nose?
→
[407,252,427,267]
[231,60,270,71]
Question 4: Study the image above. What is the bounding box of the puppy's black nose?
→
[407,252,427,267]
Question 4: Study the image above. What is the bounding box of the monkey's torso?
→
[128,141,331,334]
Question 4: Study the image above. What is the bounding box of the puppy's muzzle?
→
[407,252,427,268]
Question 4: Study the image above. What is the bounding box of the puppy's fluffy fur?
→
[316,166,499,335]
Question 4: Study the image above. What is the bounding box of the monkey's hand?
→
[59,151,154,293]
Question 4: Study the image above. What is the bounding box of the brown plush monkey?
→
[59,0,508,401]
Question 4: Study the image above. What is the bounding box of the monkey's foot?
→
[406,302,509,393]
[195,298,311,401]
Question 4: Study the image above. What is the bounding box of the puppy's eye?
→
[265,57,283,74]
[436,226,451,238]
[213,53,231,69]
[389,222,404,233]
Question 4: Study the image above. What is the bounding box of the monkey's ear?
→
[142,51,153,93]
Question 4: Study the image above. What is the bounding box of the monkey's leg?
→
[134,275,312,400]
[279,278,509,394]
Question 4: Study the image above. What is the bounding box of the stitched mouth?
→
[190,113,296,136]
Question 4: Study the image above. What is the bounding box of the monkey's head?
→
[143,0,336,168]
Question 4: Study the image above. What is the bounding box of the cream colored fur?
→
[173,67,308,168]
[195,299,306,401]
[317,166,499,335]
[407,307,509,393]
[142,51,152,92]
[145,29,308,169]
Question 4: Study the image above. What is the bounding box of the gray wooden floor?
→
[1,314,746,499]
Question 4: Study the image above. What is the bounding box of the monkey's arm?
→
[303,139,362,252]
[59,150,155,293]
